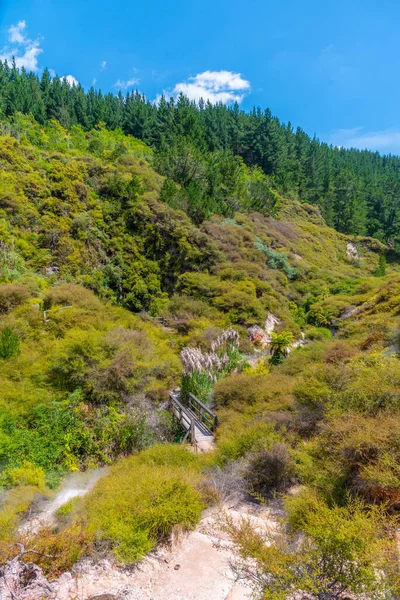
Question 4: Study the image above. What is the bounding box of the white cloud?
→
[63,74,79,86]
[92,77,97,85]
[191,70,250,92]
[48,68,56,77]
[100,60,107,71]
[164,70,251,104]
[8,20,27,44]
[114,77,140,90]
[329,127,400,154]
[0,20,43,72]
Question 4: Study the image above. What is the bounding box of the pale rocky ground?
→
[1,501,282,600]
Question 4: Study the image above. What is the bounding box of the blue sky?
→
[1,0,400,154]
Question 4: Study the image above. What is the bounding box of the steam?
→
[20,468,106,536]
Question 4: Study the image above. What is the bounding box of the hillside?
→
[2,63,400,250]
[0,113,400,598]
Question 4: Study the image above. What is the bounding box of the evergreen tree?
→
[1,60,400,245]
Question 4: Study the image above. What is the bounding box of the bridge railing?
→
[187,393,217,433]
[169,391,217,436]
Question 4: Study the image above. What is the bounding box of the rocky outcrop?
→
[346,242,360,260]
[247,324,270,346]
[248,312,281,348]
[0,552,53,599]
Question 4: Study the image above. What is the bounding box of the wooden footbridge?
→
[169,391,217,452]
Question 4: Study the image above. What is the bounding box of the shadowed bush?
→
[244,443,296,496]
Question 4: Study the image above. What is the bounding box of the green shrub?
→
[294,354,400,415]
[214,371,293,411]
[254,238,298,279]
[312,413,400,508]
[216,420,281,465]
[304,326,332,341]
[44,283,102,311]
[214,373,269,407]
[84,446,203,562]
[0,327,21,359]
[224,491,396,599]
[0,461,45,489]
[181,371,214,405]
[323,340,357,364]
[269,330,294,364]
[180,329,245,404]
[0,394,152,484]
[26,523,93,577]
[0,485,44,541]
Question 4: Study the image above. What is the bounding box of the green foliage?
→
[225,491,396,599]
[0,484,48,542]
[294,352,400,415]
[0,327,20,359]
[215,374,274,408]
[0,101,399,583]
[0,284,31,313]
[255,238,298,279]
[0,284,181,483]
[0,461,45,489]
[181,371,214,405]
[216,420,282,465]
[180,329,245,404]
[375,253,387,276]
[2,68,400,247]
[301,413,400,508]
[84,445,203,562]
[1,397,152,486]
[25,523,94,578]
[303,326,332,341]
[269,330,294,364]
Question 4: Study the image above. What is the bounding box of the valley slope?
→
[0,115,399,598]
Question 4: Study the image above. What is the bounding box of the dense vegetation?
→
[0,74,400,597]
[2,61,400,248]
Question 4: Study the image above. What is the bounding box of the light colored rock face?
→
[340,306,358,319]
[347,242,360,260]
[265,312,280,337]
[0,559,53,600]
[289,331,307,352]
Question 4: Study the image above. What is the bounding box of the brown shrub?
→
[323,341,357,364]
[360,332,385,350]
[26,523,94,577]
[202,462,246,504]
[44,283,101,310]
[0,283,31,314]
[320,413,400,509]
[87,350,134,403]
[214,374,268,407]
[215,372,294,411]
[245,443,296,495]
